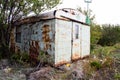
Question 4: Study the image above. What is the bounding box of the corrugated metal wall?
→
[15,20,56,61]
[55,19,72,66]
[81,25,90,58]
[72,22,81,60]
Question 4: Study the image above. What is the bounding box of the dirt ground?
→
[0,52,119,80]
[0,59,85,80]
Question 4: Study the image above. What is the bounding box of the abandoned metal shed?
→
[10,8,90,66]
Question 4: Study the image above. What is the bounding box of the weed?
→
[37,51,54,66]
[114,73,120,80]
[20,52,29,62]
[10,52,30,65]
[114,43,120,49]
[102,57,113,68]
[90,61,102,70]
[91,45,116,59]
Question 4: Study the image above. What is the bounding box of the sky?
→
[55,0,120,25]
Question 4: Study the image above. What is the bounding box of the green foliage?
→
[10,52,29,64]
[84,45,120,79]
[38,51,47,63]
[91,45,116,59]
[90,61,101,70]
[114,43,120,49]
[114,73,120,80]
[10,53,21,62]
[91,24,102,45]
[20,52,30,62]
[98,24,120,46]
[38,51,53,65]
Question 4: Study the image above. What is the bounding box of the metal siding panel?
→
[21,25,30,52]
[37,20,55,56]
[55,19,72,66]
[17,20,55,63]
[72,22,81,60]
[81,25,90,58]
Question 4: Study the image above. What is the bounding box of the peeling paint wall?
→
[13,20,55,62]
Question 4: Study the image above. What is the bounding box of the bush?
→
[10,52,30,64]
[20,52,29,62]
[98,25,120,46]
[37,51,54,66]
[91,24,102,45]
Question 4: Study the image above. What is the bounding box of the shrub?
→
[37,51,54,66]
[98,25,120,46]
[10,52,30,64]
[91,24,102,45]
[10,53,21,62]
[20,52,29,62]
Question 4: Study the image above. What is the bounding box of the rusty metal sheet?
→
[72,22,81,60]
[81,25,90,58]
[55,19,72,66]
[14,20,56,62]
[10,27,16,52]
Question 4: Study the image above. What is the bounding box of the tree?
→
[98,24,120,46]
[91,24,101,45]
[0,0,60,46]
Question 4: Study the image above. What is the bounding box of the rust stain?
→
[81,55,90,59]
[73,43,79,47]
[42,25,51,51]
[29,41,39,63]
[72,55,89,62]
[10,43,15,52]
[10,28,15,52]
[54,60,69,67]
[72,53,80,60]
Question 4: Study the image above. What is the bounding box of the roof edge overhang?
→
[14,8,87,26]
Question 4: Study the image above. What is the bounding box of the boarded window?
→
[75,25,79,39]
[16,27,21,43]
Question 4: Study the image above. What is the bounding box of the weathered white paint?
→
[72,22,81,60]
[55,19,72,65]
[81,25,90,58]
